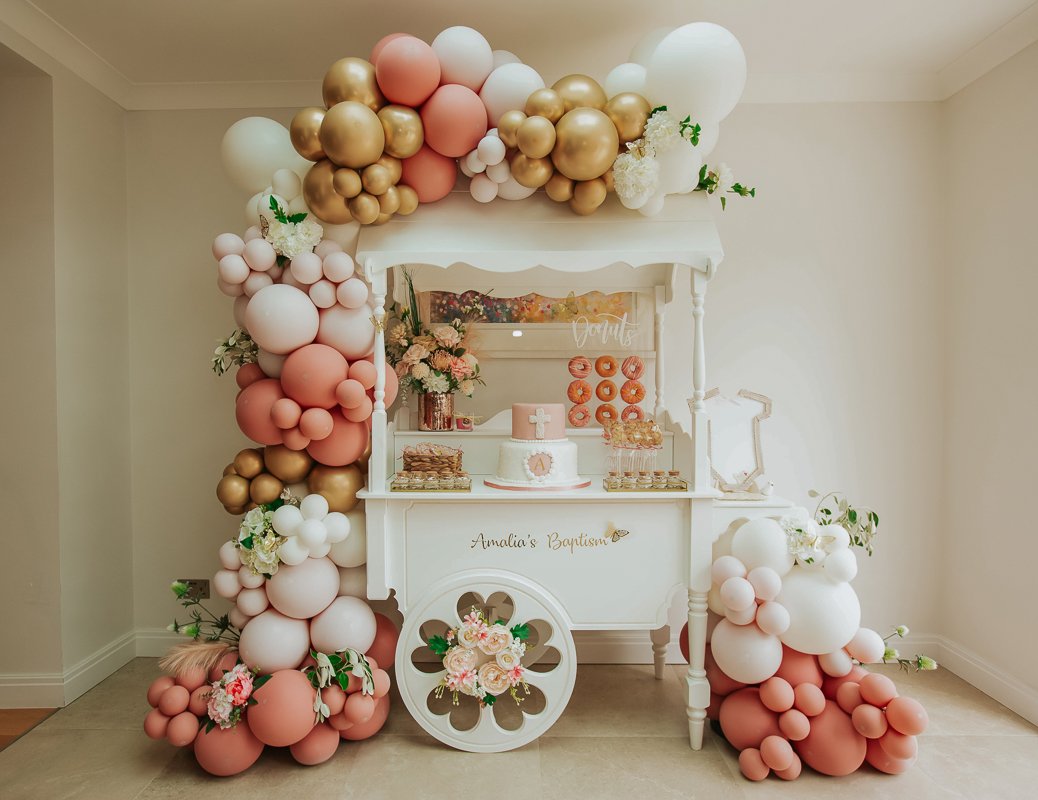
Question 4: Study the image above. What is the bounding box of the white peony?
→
[643,110,681,154]
[411,362,430,380]
[265,218,323,259]
[423,372,450,393]
[461,353,478,369]
[613,151,660,209]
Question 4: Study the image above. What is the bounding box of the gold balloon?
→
[378,185,401,214]
[233,448,264,479]
[263,444,313,483]
[497,110,527,148]
[545,172,575,203]
[374,154,402,185]
[307,464,364,513]
[551,108,620,181]
[322,57,385,111]
[349,191,381,225]
[377,105,424,159]
[320,101,385,169]
[333,167,363,199]
[216,474,250,508]
[222,463,237,477]
[304,160,353,223]
[605,92,652,144]
[244,502,259,512]
[396,184,419,215]
[516,116,557,160]
[551,74,608,112]
[362,164,392,196]
[357,438,373,470]
[224,505,246,516]
[602,168,615,192]
[290,106,326,161]
[249,473,284,505]
[524,88,566,124]
[373,212,393,225]
[570,177,608,215]
[510,153,554,189]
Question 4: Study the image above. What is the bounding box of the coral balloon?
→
[248,669,317,747]
[320,101,385,170]
[345,692,376,724]
[761,735,795,771]
[759,677,795,713]
[793,683,826,717]
[375,36,441,107]
[193,723,265,777]
[551,108,619,181]
[551,74,607,112]
[885,696,928,736]
[235,379,286,445]
[710,619,783,685]
[147,676,175,707]
[421,84,488,158]
[775,753,803,781]
[859,673,898,708]
[370,33,410,64]
[305,412,368,467]
[290,722,340,766]
[704,643,746,696]
[308,463,365,512]
[310,596,378,654]
[879,728,918,760]
[718,688,781,750]
[166,711,199,748]
[367,613,400,669]
[282,344,348,409]
[779,708,811,741]
[852,703,889,739]
[400,145,457,203]
[738,748,769,782]
[836,681,864,714]
[143,708,169,740]
[865,737,916,775]
[794,701,866,776]
[322,57,384,111]
[245,284,320,356]
[238,609,311,673]
[266,557,340,619]
[340,694,390,740]
[822,664,869,700]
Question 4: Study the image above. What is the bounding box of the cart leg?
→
[650,625,670,680]
[686,589,709,750]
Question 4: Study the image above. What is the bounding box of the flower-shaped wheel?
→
[395,570,576,752]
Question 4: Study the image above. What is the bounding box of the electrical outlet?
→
[177,579,210,600]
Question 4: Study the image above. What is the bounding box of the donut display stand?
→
[357,190,788,752]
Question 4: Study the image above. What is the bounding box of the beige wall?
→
[942,42,1038,689]
[0,70,62,677]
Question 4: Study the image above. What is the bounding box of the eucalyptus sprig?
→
[212,328,258,376]
[809,490,880,556]
[168,581,240,643]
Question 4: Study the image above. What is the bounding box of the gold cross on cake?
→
[529,407,551,440]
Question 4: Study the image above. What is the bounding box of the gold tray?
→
[602,479,688,492]
[391,484,473,493]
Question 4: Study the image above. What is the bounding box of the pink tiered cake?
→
[484,403,589,490]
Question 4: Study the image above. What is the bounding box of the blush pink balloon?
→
[213,232,245,260]
[309,279,338,309]
[421,84,488,157]
[300,407,335,440]
[238,609,311,674]
[243,237,276,271]
[218,277,245,297]
[306,410,368,466]
[243,271,274,297]
[236,378,286,445]
[194,718,265,776]
[401,145,457,203]
[336,378,367,408]
[322,251,355,282]
[290,722,340,766]
[236,586,270,617]
[340,694,390,740]
[281,344,348,408]
[366,613,400,670]
[375,36,441,106]
[711,555,747,584]
[317,304,376,360]
[218,254,250,285]
[336,277,370,309]
[266,557,339,619]
[245,284,320,355]
[309,596,377,654]
[718,688,781,751]
[794,700,866,776]
[370,32,413,66]
[248,669,317,747]
[271,397,303,429]
[290,251,324,285]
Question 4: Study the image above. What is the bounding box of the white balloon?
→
[619,187,652,211]
[629,26,672,65]
[317,303,376,360]
[777,568,861,655]
[720,576,756,612]
[238,567,265,590]
[604,62,648,97]
[256,348,286,378]
[731,518,794,576]
[496,175,537,201]
[491,49,521,68]
[485,160,511,184]
[476,135,506,166]
[459,159,475,178]
[219,540,240,571]
[710,619,783,684]
[236,587,270,617]
[846,627,885,663]
[747,567,782,602]
[221,117,312,194]
[656,142,702,195]
[300,493,329,520]
[233,295,250,329]
[287,195,309,216]
[711,554,747,585]
[309,596,377,654]
[213,569,242,599]
[694,122,720,160]
[323,512,351,544]
[272,504,303,535]
[310,541,331,559]
[819,649,854,678]
[469,173,499,203]
[479,63,544,129]
[337,565,367,598]
[298,518,328,548]
[707,585,726,616]
[329,509,366,567]
[238,609,311,673]
[725,603,757,626]
[638,191,666,216]
[278,535,310,566]
[464,151,486,174]
[244,284,319,355]
[821,524,851,552]
[646,23,747,123]
[755,601,790,636]
[245,192,263,226]
[256,192,287,225]
[272,168,302,200]
[822,548,858,583]
[432,26,494,91]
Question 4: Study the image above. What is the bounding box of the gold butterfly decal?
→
[605,523,630,543]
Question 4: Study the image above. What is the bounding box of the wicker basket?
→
[402,443,463,474]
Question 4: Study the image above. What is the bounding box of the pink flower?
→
[433,325,461,348]
[508,665,526,686]
[401,344,429,366]
[449,357,472,380]
[226,674,253,706]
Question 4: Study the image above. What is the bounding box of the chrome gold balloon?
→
[551,74,608,112]
[290,106,326,161]
[332,167,363,199]
[232,448,264,479]
[362,164,393,196]
[304,160,353,223]
[605,92,652,144]
[322,57,385,111]
[524,88,566,123]
[570,177,608,215]
[348,191,381,225]
[307,463,365,513]
[510,153,554,188]
[544,172,575,202]
[216,474,250,508]
[516,115,557,160]
[263,445,313,483]
[319,101,385,169]
[249,473,284,505]
[551,108,619,181]
[396,184,419,215]
[378,185,401,214]
[377,105,424,160]
[496,110,527,148]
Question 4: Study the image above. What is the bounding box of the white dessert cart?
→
[356,191,787,752]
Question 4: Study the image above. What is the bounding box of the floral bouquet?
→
[386,270,485,398]
[204,663,268,731]
[429,608,530,707]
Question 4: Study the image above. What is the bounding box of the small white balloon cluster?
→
[278,239,370,312]
[271,493,351,564]
[460,129,536,204]
[712,556,790,635]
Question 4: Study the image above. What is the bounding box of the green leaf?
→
[287,212,308,224]
[510,623,530,641]
[240,535,254,550]
[847,509,858,525]
[483,693,497,706]
[720,196,727,211]
[205,719,216,733]
[494,619,506,626]
[650,104,668,115]
[337,673,349,692]
[261,498,285,512]
[253,674,271,690]
[427,635,451,656]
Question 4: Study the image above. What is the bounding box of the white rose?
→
[461,353,478,368]
[496,649,521,671]
[459,379,474,396]
[443,646,477,675]
[456,626,482,650]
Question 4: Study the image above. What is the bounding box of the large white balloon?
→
[309,596,377,654]
[328,508,367,567]
[777,569,861,655]
[646,23,747,123]
[731,518,794,576]
[238,609,311,673]
[637,191,666,217]
[479,63,545,129]
[845,627,885,663]
[629,26,672,65]
[604,62,648,97]
[656,142,703,195]
[266,557,339,619]
[693,122,720,161]
[496,174,537,201]
[337,565,368,598]
[491,50,521,68]
[432,26,494,91]
[221,117,312,194]
[710,619,783,684]
[316,303,376,360]
[244,284,319,355]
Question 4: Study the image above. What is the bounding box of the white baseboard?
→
[134,627,184,658]
[0,629,136,708]
[573,630,684,665]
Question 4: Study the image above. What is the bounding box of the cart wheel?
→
[395,569,576,753]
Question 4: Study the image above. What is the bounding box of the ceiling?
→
[2,0,1037,108]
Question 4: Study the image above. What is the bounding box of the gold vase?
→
[418,392,454,431]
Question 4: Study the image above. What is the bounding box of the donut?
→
[621,404,644,421]
[568,355,592,379]
[620,379,645,404]
[595,403,618,426]
[567,379,592,404]
[595,355,618,377]
[596,380,617,402]
[621,356,645,380]
[568,404,591,427]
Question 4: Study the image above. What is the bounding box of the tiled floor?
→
[0,658,1034,799]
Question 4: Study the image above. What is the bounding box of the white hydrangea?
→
[612,151,660,207]
[643,110,682,154]
[265,217,323,259]
[411,362,430,380]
